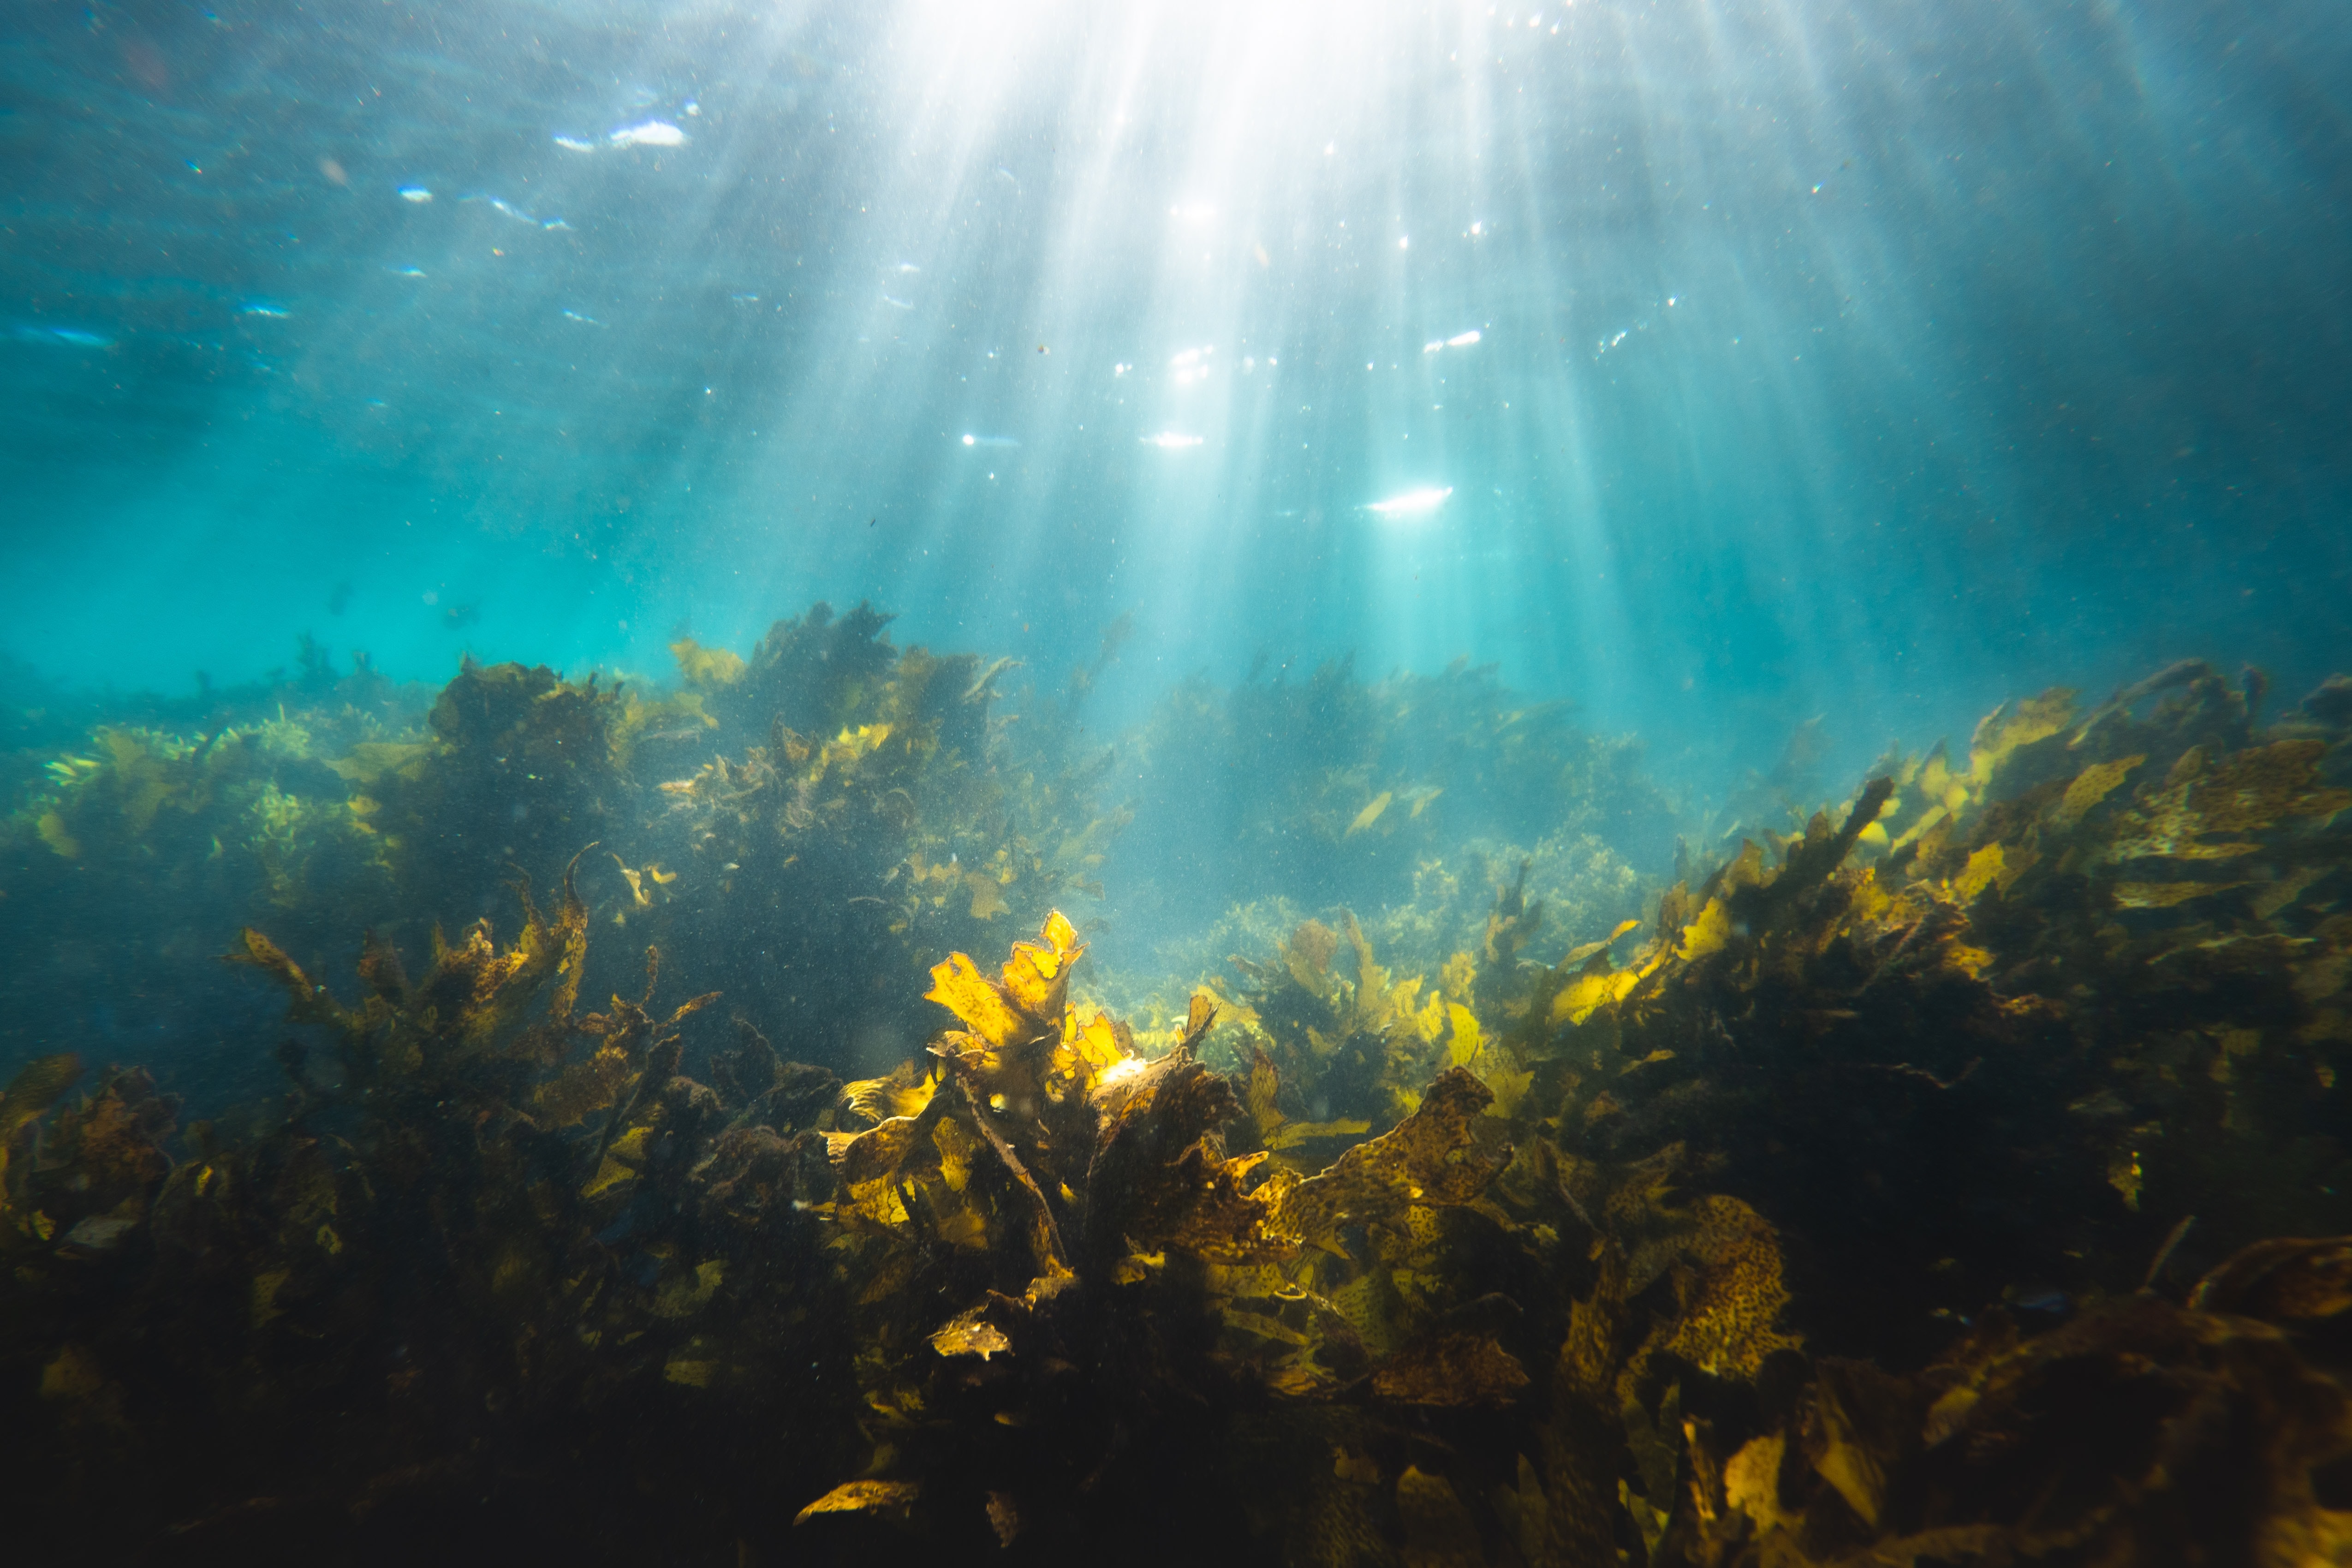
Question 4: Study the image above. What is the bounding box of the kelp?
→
[1217,913,1464,1140]
[7,720,396,926]
[1683,1249,2352,1568]
[0,873,867,1564]
[0,648,421,1081]
[793,912,1558,1553]
[0,605,1126,1101]
[640,606,1124,1067]
[343,657,641,938]
[1418,660,2352,1564]
[2,653,2350,1564]
[698,601,908,756]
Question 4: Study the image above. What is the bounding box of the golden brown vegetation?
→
[2,647,2350,1566]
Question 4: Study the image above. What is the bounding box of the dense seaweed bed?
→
[3,610,2351,1565]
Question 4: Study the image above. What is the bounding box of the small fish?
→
[608,119,687,149]
[240,301,289,318]
[1345,792,1393,838]
[542,217,572,231]
[881,294,914,310]
[552,134,597,152]
[562,309,602,326]
[392,266,425,278]
[730,292,760,303]
[960,434,1018,448]
[36,325,114,347]
[398,185,432,203]
[486,196,540,225]
[442,602,480,629]
[1403,784,1444,818]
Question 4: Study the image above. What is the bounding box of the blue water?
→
[4,0,2346,793]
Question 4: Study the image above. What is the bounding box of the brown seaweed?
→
[0,651,2348,1565]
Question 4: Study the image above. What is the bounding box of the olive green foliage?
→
[0,645,429,1076]
[697,599,910,754]
[1,880,858,1564]
[638,605,1126,1069]
[0,604,1124,1095]
[347,656,636,934]
[9,626,2352,1565]
[1445,660,2352,1567]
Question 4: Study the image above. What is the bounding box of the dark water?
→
[2,3,2350,1563]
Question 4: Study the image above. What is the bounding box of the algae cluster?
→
[3,630,2351,1566]
[0,604,1125,1091]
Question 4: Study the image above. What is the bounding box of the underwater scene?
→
[4,0,2351,1562]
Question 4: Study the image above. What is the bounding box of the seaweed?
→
[0,703,408,1085]
[699,600,905,756]
[1218,912,1458,1139]
[639,617,1119,1071]
[794,912,1550,1554]
[1686,1257,2352,1567]
[2,644,2350,1566]
[0,873,863,1563]
[353,657,636,932]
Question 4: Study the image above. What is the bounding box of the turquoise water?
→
[9,0,2344,774]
